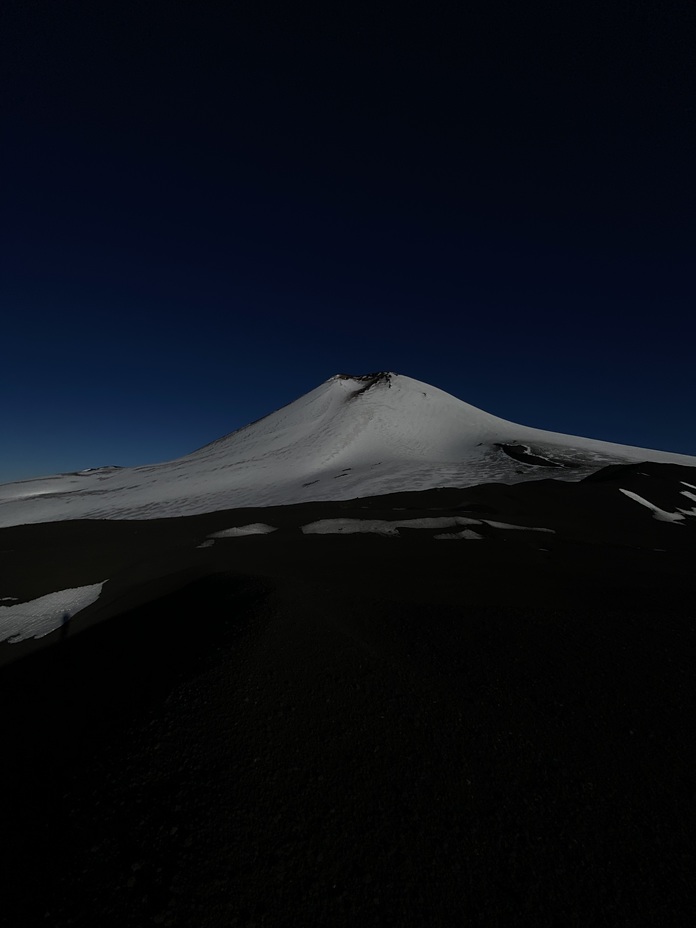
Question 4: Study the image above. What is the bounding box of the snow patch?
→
[302,516,484,536]
[619,489,685,523]
[0,582,107,643]
[301,515,559,536]
[302,519,400,536]
[209,523,278,538]
[677,490,696,517]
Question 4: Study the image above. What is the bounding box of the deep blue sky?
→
[2,0,694,482]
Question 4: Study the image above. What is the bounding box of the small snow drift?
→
[300,516,555,537]
[678,488,696,517]
[302,518,400,536]
[620,489,687,523]
[197,523,278,546]
[0,582,107,643]
[302,516,483,536]
[209,524,278,538]
[1,372,695,527]
[591,464,696,525]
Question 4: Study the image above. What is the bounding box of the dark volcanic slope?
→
[0,463,695,927]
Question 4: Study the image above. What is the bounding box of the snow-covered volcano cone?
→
[1,372,694,526]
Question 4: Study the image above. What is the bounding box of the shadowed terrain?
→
[1,463,695,926]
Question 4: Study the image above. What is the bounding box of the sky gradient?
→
[2,1,695,482]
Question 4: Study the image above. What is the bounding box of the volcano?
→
[2,373,696,928]
[1,372,694,528]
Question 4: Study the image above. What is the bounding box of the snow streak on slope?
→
[1,372,695,527]
[0,582,106,643]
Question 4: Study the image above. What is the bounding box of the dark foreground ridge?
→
[0,462,695,926]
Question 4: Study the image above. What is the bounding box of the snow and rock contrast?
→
[1,372,694,527]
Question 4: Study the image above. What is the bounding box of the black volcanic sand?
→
[1,464,695,926]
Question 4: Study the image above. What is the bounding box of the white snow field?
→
[0,582,107,643]
[1,372,695,528]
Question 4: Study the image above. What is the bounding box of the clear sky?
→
[2,1,694,483]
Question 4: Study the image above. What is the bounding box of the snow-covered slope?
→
[1,372,694,527]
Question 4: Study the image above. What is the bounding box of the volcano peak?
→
[1,372,695,527]
[332,371,394,385]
